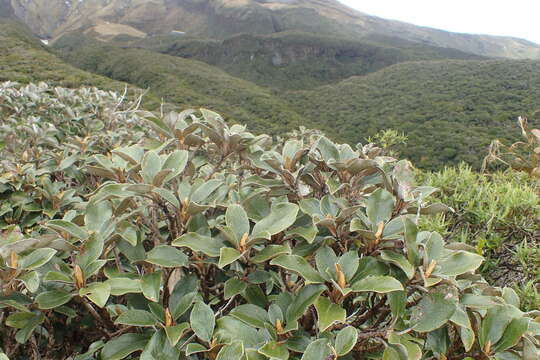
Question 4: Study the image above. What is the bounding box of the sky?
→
[339,0,540,44]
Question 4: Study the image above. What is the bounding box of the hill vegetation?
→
[54,33,305,135]
[285,60,540,169]
[54,33,540,169]
[0,21,125,90]
[134,31,483,90]
[6,0,540,59]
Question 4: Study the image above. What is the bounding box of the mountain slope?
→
[0,20,127,90]
[8,0,540,59]
[54,33,540,169]
[0,0,14,18]
[135,31,484,90]
[54,34,305,134]
[284,60,540,168]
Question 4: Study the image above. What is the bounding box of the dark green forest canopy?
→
[131,31,483,90]
[284,60,540,169]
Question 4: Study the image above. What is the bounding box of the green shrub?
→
[1,83,539,359]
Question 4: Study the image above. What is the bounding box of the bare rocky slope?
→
[3,0,540,59]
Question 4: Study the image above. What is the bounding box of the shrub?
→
[483,116,540,176]
[0,82,539,359]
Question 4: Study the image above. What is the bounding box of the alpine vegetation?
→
[0,82,539,359]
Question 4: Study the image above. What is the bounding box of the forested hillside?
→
[53,34,540,169]
[285,60,540,168]
[134,31,483,90]
[54,33,305,134]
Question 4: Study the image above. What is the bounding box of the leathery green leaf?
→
[85,200,112,233]
[216,341,244,360]
[115,309,157,327]
[366,188,395,226]
[140,329,181,359]
[79,282,111,308]
[379,250,414,280]
[411,293,457,333]
[18,270,40,292]
[36,290,73,309]
[252,203,299,239]
[335,326,358,356]
[226,204,250,247]
[47,220,88,240]
[172,232,224,257]
[286,285,326,325]
[19,248,57,270]
[351,275,403,293]
[106,278,141,296]
[314,297,346,332]
[436,251,484,277]
[258,341,289,360]
[270,255,325,284]
[100,333,150,360]
[145,245,188,268]
[251,244,291,263]
[493,317,530,352]
[301,339,331,360]
[141,151,162,184]
[162,150,189,183]
[6,312,42,329]
[190,301,215,343]
[224,278,247,299]
[229,304,269,328]
[218,247,242,269]
[165,322,190,347]
[140,270,162,302]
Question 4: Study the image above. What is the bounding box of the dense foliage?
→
[1,82,539,359]
[285,60,540,169]
[133,31,482,90]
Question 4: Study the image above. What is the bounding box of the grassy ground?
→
[419,164,540,310]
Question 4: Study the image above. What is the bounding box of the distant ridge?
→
[6,0,540,59]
